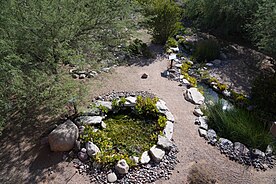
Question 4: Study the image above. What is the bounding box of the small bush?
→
[166,37,178,48]
[193,39,220,62]
[127,39,154,59]
[135,96,159,117]
[180,62,197,87]
[205,101,274,151]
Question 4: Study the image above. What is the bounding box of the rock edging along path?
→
[48,91,179,183]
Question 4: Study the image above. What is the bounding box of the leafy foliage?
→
[180,62,197,87]
[193,39,220,62]
[126,39,154,58]
[135,96,159,117]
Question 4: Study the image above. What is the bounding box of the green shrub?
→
[166,37,178,48]
[180,62,197,87]
[193,39,220,62]
[157,115,167,130]
[127,39,154,58]
[205,101,274,151]
[135,96,159,117]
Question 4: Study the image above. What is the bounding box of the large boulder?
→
[156,100,168,113]
[75,116,103,125]
[163,121,174,140]
[149,145,165,163]
[157,135,173,150]
[184,88,205,105]
[140,151,151,164]
[115,159,129,174]
[86,141,100,157]
[48,120,79,152]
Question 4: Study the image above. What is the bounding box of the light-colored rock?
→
[76,116,103,125]
[157,135,173,150]
[222,90,231,97]
[252,149,265,158]
[107,172,117,183]
[129,156,139,165]
[170,47,179,53]
[182,79,191,86]
[101,121,106,129]
[102,67,110,73]
[266,145,273,155]
[140,151,151,164]
[163,121,174,140]
[149,145,165,163]
[198,128,207,138]
[86,141,100,157]
[187,60,194,65]
[48,120,79,152]
[219,138,233,148]
[169,54,177,60]
[165,111,174,122]
[207,129,217,142]
[205,63,213,67]
[198,116,208,130]
[179,75,184,79]
[78,151,88,162]
[156,100,168,113]
[270,122,276,137]
[175,64,182,68]
[184,88,205,105]
[79,74,86,79]
[95,101,112,110]
[124,96,137,107]
[115,159,129,174]
[233,142,249,156]
[193,108,203,117]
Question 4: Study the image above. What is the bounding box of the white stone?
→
[115,159,129,174]
[86,141,100,157]
[266,145,273,155]
[169,54,177,60]
[182,79,191,85]
[205,63,213,67]
[179,75,184,79]
[107,172,117,183]
[101,121,106,129]
[222,90,231,97]
[234,142,249,156]
[163,121,174,140]
[193,108,203,117]
[175,64,182,68]
[198,128,207,138]
[156,100,168,113]
[198,116,208,130]
[157,135,173,150]
[129,156,139,165]
[187,60,194,65]
[252,149,265,158]
[165,111,174,122]
[95,101,112,110]
[149,145,165,163]
[140,151,151,164]
[76,116,103,125]
[48,120,79,152]
[184,88,205,105]
[170,47,179,53]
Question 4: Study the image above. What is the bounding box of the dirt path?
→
[0,55,275,184]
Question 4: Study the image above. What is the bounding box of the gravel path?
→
[0,56,275,184]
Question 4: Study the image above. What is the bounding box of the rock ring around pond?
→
[48,91,178,183]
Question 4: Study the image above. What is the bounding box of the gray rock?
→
[115,159,129,174]
[129,156,139,165]
[76,116,103,125]
[266,145,273,156]
[222,90,231,97]
[157,135,173,150]
[124,96,137,107]
[48,120,79,152]
[219,138,233,149]
[210,59,222,66]
[78,151,88,162]
[140,151,151,164]
[149,145,165,163]
[198,116,208,130]
[79,74,86,79]
[252,149,265,158]
[72,74,79,79]
[198,128,207,138]
[95,101,112,110]
[164,111,175,122]
[233,142,249,156]
[205,63,213,67]
[207,129,217,142]
[193,108,203,117]
[156,100,168,113]
[102,67,110,73]
[170,47,179,53]
[184,88,205,105]
[107,172,117,183]
[86,141,100,157]
[163,121,174,140]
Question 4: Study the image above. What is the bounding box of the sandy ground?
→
[0,55,275,184]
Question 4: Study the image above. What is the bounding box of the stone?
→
[141,73,148,79]
[205,63,213,67]
[252,149,265,158]
[76,70,86,75]
[157,135,173,150]
[270,122,276,137]
[129,156,139,165]
[170,47,179,53]
[222,90,231,97]
[140,151,151,164]
[78,151,88,162]
[156,100,168,113]
[193,108,203,117]
[95,101,112,110]
[69,68,77,74]
[87,72,95,78]
[115,159,129,174]
[75,116,103,125]
[124,96,137,107]
[266,145,273,156]
[72,74,79,79]
[79,74,86,79]
[233,142,249,156]
[198,116,208,130]
[179,75,184,79]
[79,126,85,134]
[182,79,191,86]
[164,111,174,122]
[74,140,81,151]
[86,141,100,157]
[101,121,106,129]
[210,59,222,66]
[102,67,110,73]
[198,128,207,138]
[207,129,217,142]
[48,120,79,152]
[184,88,205,105]
[219,138,233,149]
[175,64,182,68]
[162,70,170,77]
[163,121,174,140]
[107,172,117,183]
[149,145,165,163]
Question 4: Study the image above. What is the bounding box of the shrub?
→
[127,39,154,59]
[193,39,220,62]
[205,101,274,151]
[180,62,197,87]
[135,96,159,117]
[166,37,178,48]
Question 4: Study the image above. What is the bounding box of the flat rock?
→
[75,116,103,125]
[184,88,205,105]
[198,128,207,138]
[115,159,129,174]
[157,135,173,150]
[48,120,79,152]
[95,101,112,110]
[252,149,265,158]
[124,96,137,107]
[175,64,182,68]
[101,121,107,129]
[234,142,249,156]
[193,108,203,117]
[207,129,217,142]
[198,116,208,130]
[164,111,175,122]
[156,100,168,113]
[107,172,117,183]
[163,121,174,140]
[140,151,151,164]
[86,141,100,157]
[149,145,165,163]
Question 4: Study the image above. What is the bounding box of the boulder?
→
[219,138,233,150]
[157,135,173,150]
[48,120,79,152]
[149,145,165,163]
[205,63,214,67]
[124,96,137,107]
[129,156,139,165]
[169,54,177,60]
[75,116,103,125]
[107,172,117,183]
[163,121,174,140]
[164,111,175,122]
[207,129,217,143]
[198,116,208,130]
[156,100,168,113]
[193,108,203,117]
[266,145,273,156]
[198,128,207,138]
[115,159,129,174]
[140,151,151,164]
[233,142,249,156]
[86,141,100,157]
[184,88,205,105]
[95,101,112,111]
[252,149,265,158]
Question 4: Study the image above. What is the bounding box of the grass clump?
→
[193,39,220,62]
[166,37,178,48]
[180,62,197,87]
[205,101,274,151]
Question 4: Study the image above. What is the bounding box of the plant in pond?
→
[80,114,160,167]
[135,96,159,117]
[205,101,274,151]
